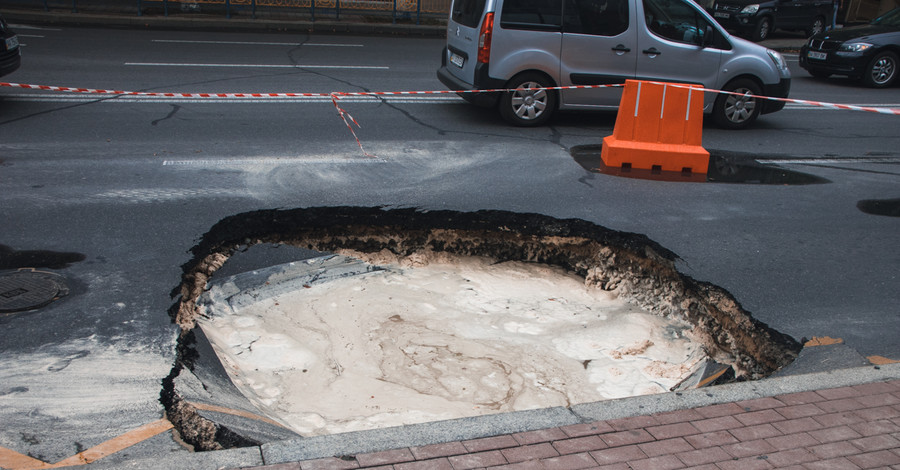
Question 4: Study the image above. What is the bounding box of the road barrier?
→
[601,80,709,176]
[2,81,898,159]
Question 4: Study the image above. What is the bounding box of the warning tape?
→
[639,80,900,116]
[3,81,898,158]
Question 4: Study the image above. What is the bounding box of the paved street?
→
[0,5,899,469]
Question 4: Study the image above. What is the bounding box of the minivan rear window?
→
[452,0,488,28]
[501,0,563,30]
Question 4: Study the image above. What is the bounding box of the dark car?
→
[1,14,21,78]
[800,8,900,87]
[709,0,831,41]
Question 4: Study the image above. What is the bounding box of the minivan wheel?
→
[752,17,772,41]
[499,73,558,126]
[712,79,763,130]
[862,51,898,88]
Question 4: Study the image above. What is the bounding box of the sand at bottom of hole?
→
[199,254,705,436]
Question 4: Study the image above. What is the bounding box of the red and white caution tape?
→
[3,81,898,158]
[640,80,900,116]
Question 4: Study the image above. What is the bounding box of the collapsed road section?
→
[162,207,801,451]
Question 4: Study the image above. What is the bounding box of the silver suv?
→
[437,0,791,128]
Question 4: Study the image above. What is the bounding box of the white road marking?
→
[784,103,900,110]
[125,62,389,69]
[152,39,363,47]
[162,157,387,166]
[7,24,61,30]
[0,93,464,104]
[759,157,900,164]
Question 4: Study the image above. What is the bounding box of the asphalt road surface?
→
[1,23,898,468]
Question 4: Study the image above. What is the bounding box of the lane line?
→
[0,447,50,470]
[0,419,174,469]
[152,39,363,46]
[50,419,174,467]
[189,402,290,429]
[0,93,463,104]
[162,156,388,165]
[125,62,388,69]
[759,157,900,164]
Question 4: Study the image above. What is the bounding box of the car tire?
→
[499,73,558,127]
[712,78,763,130]
[862,51,898,88]
[752,16,772,41]
[805,16,825,37]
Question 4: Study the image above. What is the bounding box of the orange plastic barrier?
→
[601,80,709,175]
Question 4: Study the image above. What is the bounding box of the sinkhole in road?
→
[163,207,801,450]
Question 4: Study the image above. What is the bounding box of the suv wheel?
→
[499,73,558,126]
[862,51,898,88]
[806,16,825,37]
[752,17,772,41]
[712,79,763,129]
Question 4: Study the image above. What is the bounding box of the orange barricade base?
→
[601,80,709,175]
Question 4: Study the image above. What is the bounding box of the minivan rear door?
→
[445,0,491,86]
[559,0,638,107]
[635,0,723,95]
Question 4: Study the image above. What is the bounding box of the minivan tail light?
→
[477,12,494,64]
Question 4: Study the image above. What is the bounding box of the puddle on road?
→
[857,198,900,217]
[571,145,831,184]
[0,244,85,270]
[164,207,800,450]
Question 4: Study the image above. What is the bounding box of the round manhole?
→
[0,269,68,314]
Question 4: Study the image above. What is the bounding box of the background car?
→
[800,7,899,87]
[708,0,832,41]
[1,14,21,78]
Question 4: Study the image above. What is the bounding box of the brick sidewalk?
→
[239,379,900,470]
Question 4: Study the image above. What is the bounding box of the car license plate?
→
[714,12,730,18]
[807,50,827,60]
[5,35,18,51]
[450,52,464,68]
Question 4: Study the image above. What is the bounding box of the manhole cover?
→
[0,269,68,313]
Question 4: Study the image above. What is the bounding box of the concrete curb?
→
[83,362,900,469]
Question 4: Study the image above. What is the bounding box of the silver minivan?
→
[437,0,791,128]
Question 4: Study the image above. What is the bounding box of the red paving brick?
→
[550,435,606,455]
[254,382,900,470]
